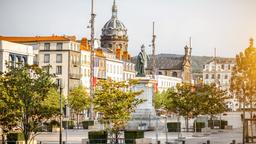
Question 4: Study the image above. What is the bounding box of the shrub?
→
[193,122,205,132]
[167,122,181,132]
[82,120,94,129]
[208,120,228,129]
[62,121,75,129]
[7,133,24,144]
[88,131,108,144]
[124,130,144,144]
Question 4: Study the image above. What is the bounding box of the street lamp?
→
[57,79,64,144]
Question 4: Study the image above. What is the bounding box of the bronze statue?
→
[136,45,149,77]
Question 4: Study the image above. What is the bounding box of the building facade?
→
[203,58,237,110]
[0,36,81,98]
[154,75,182,92]
[100,0,128,54]
[0,40,33,72]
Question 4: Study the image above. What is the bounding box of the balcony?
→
[69,73,81,79]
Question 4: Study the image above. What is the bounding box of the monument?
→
[126,45,157,130]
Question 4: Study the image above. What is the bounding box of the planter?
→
[82,120,94,129]
[193,122,205,132]
[125,130,144,144]
[208,120,228,129]
[167,122,181,132]
[7,133,24,144]
[62,121,75,129]
[88,131,108,144]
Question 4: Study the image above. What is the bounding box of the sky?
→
[1,0,256,57]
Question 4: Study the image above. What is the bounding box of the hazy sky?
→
[1,0,256,57]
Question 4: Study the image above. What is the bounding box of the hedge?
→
[167,122,181,132]
[88,131,108,144]
[82,120,94,129]
[124,130,144,144]
[193,122,205,132]
[7,133,24,144]
[62,120,75,129]
[208,120,228,129]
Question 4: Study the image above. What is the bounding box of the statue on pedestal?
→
[136,45,149,77]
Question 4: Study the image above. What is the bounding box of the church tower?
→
[100,0,128,54]
[182,39,192,83]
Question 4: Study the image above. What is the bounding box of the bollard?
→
[232,140,236,144]
[207,140,210,144]
[157,140,160,144]
[182,140,185,144]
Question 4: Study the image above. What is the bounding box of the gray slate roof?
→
[132,54,184,70]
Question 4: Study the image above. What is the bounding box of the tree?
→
[67,85,90,128]
[195,84,228,118]
[154,88,176,115]
[157,83,227,132]
[93,78,143,144]
[0,65,60,144]
[230,38,256,142]
[231,38,256,117]
[0,82,19,143]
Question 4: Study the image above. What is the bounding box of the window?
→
[44,54,50,63]
[84,55,87,63]
[211,74,215,79]
[221,64,224,69]
[225,75,228,79]
[205,74,209,79]
[218,74,221,79]
[56,66,62,75]
[56,43,63,50]
[44,43,50,50]
[56,54,62,63]
[228,64,231,70]
[172,72,178,77]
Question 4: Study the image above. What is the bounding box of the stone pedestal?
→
[126,77,157,130]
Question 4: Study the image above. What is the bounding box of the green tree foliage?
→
[0,65,60,144]
[93,78,143,143]
[154,88,176,115]
[67,85,90,128]
[231,38,256,117]
[197,84,228,117]
[156,83,227,132]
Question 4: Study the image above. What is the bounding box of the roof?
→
[206,57,235,64]
[132,54,184,70]
[80,38,90,51]
[0,35,77,43]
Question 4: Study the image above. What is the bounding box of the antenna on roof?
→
[152,21,157,79]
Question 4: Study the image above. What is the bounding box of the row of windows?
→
[44,54,62,63]
[157,71,178,77]
[44,43,63,50]
[94,59,105,67]
[160,80,177,88]
[124,73,135,80]
[42,65,62,75]
[205,74,229,79]
[44,42,79,51]
[204,64,233,71]
[124,63,135,71]
[106,63,122,74]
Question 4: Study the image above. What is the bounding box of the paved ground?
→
[34,112,245,144]
[34,128,242,144]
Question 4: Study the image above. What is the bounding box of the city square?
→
[1,0,256,144]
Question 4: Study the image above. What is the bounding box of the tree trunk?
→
[185,116,189,132]
[250,100,253,142]
[2,134,5,144]
[115,132,119,144]
[77,113,79,129]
